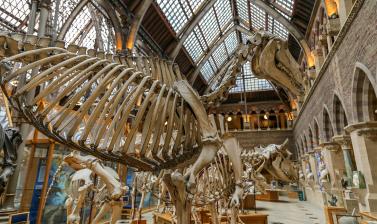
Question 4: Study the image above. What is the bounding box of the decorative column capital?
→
[320,141,340,152]
[332,135,351,149]
[313,146,322,152]
[345,121,377,142]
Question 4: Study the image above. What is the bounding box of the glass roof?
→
[155,0,294,91]
[0,0,30,33]
[230,62,273,93]
[0,0,116,53]
[0,0,293,93]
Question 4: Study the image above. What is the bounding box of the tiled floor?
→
[141,196,325,224]
[255,196,325,224]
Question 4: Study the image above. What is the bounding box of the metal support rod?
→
[38,2,50,37]
[27,0,38,35]
[51,0,61,42]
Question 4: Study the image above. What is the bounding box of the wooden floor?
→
[141,196,325,224]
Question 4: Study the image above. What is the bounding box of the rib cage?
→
[0,33,203,171]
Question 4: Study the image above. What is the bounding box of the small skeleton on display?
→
[241,139,299,194]
[130,171,158,221]
[63,151,128,224]
[0,124,22,195]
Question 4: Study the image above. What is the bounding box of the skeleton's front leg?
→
[163,171,192,224]
[65,196,73,224]
[92,202,111,224]
[184,140,219,192]
[138,189,146,220]
[67,184,89,224]
[222,135,243,208]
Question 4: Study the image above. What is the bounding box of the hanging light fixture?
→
[227,116,232,122]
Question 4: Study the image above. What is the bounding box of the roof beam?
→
[189,25,252,84]
[169,0,217,60]
[126,0,153,50]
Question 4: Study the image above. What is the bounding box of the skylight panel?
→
[199,8,219,46]
[236,0,249,25]
[65,5,92,44]
[99,19,115,52]
[245,79,273,91]
[224,31,238,54]
[201,60,215,81]
[80,26,96,49]
[184,31,204,62]
[212,43,228,67]
[208,57,217,73]
[191,0,206,13]
[230,62,273,93]
[214,0,233,30]
[250,4,265,30]
[250,4,289,40]
[53,0,81,34]
[273,20,289,39]
[0,0,29,32]
[156,0,190,33]
[275,0,294,14]
[267,15,274,33]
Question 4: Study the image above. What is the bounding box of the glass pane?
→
[224,31,238,55]
[200,60,214,81]
[184,31,204,62]
[0,0,30,32]
[199,8,219,46]
[156,0,206,33]
[250,4,266,30]
[230,62,273,92]
[236,0,249,26]
[212,43,227,67]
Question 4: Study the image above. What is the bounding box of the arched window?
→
[352,64,377,122]
[333,94,348,135]
[323,108,334,142]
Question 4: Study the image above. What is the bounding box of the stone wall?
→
[231,129,296,157]
[293,0,377,149]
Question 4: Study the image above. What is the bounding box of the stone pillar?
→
[266,113,270,130]
[332,135,355,185]
[320,142,346,207]
[338,0,354,26]
[303,151,326,208]
[320,142,345,188]
[257,113,261,130]
[308,151,320,185]
[345,122,377,212]
[332,135,359,213]
[275,111,280,130]
[313,47,324,75]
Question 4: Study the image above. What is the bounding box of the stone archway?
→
[333,93,349,135]
[313,119,320,147]
[351,63,377,123]
[322,106,335,143]
[346,63,377,212]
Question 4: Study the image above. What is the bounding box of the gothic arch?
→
[332,92,348,135]
[351,62,377,123]
[308,125,314,151]
[322,105,335,142]
[313,118,320,146]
